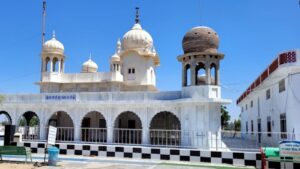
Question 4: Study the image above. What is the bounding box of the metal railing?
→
[150,129,181,146]
[55,127,74,142]
[2,126,298,151]
[215,131,297,151]
[81,128,106,143]
[17,126,40,141]
[113,128,142,145]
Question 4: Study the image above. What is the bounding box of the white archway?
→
[47,111,74,141]
[81,111,107,142]
[113,111,142,144]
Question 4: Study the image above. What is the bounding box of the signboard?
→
[47,126,57,145]
[279,141,300,157]
[45,94,76,101]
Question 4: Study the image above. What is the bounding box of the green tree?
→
[19,118,26,126]
[221,105,231,130]
[29,116,39,127]
[234,119,241,131]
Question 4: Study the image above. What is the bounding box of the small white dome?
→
[82,57,98,73]
[43,33,64,53]
[111,53,120,62]
[111,39,121,62]
[121,23,153,51]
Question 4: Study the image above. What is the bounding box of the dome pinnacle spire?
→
[135,7,140,24]
[52,30,56,38]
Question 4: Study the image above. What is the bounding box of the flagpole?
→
[42,0,46,48]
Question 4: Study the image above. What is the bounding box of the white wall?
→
[121,51,156,86]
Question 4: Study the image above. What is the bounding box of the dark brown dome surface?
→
[182,26,219,54]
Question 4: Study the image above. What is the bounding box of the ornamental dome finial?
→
[135,7,140,24]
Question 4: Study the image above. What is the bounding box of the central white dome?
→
[121,23,153,51]
[82,58,98,73]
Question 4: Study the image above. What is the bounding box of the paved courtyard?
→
[0,154,255,169]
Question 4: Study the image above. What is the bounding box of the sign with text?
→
[45,94,76,101]
[279,141,300,157]
[47,126,57,145]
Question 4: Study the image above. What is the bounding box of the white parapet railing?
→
[16,126,40,141]
[218,130,297,151]
[113,128,142,145]
[81,128,107,143]
[2,127,298,151]
[149,129,181,147]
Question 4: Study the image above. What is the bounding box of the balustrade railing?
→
[113,128,142,145]
[81,128,106,143]
[1,127,298,151]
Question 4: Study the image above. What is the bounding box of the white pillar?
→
[58,59,61,73]
[190,62,196,86]
[216,63,220,85]
[205,63,211,85]
[40,124,46,141]
[74,126,80,142]
[50,57,53,73]
[182,63,186,87]
[142,127,149,145]
[107,126,113,143]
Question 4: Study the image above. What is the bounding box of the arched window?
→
[185,64,191,86]
[45,57,50,72]
[210,63,217,85]
[52,57,59,72]
[196,62,206,85]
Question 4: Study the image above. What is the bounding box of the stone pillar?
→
[62,61,65,73]
[58,59,61,73]
[216,63,220,85]
[182,63,186,87]
[50,57,53,73]
[42,59,46,72]
[107,126,113,143]
[40,124,46,141]
[74,125,80,142]
[205,63,211,85]
[142,127,149,145]
[190,62,196,86]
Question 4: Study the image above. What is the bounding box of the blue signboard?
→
[45,95,76,101]
[279,141,300,157]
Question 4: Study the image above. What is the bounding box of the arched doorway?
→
[18,111,40,140]
[81,111,107,143]
[150,111,181,146]
[48,111,74,141]
[114,111,142,144]
[0,111,12,126]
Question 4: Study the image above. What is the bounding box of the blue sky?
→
[0,0,299,121]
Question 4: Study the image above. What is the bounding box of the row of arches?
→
[43,57,64,73]
[184,62,219,86]
[0,110,181,145]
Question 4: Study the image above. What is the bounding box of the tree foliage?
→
[221,105,231,130]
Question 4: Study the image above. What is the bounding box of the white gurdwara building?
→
[0,11,230,149]
[237,49,300,145]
